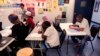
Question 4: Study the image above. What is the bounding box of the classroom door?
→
[73,0,95,24]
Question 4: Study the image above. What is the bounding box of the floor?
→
[46,36,100,56]
[0,36,100,56]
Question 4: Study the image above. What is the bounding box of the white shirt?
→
[44,26,60,47]
[76,18,90,35]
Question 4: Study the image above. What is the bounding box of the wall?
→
[91,0,100,37]
[92,0,100,24]
[66,0,75,22]
[34,0,75,23]
[0,7,20,28]
[0,0,75,28]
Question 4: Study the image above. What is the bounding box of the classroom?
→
[0,0,100,56]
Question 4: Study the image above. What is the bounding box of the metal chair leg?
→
[90,41,94,56]
[66,36,69,55]
[45,49,48,56]
[57,49,61,56]
[90,41,94,52]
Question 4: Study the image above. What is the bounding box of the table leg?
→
[7,46,12,56]
[40,42,43,56]
[30,41,35,56]
[7,46,12,52]
[30,41,34,49]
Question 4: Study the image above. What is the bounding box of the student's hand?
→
[42,34,47,40]
[38,31,43,34]
[8,34,12,37]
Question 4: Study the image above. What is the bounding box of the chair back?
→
[0,34,2,43]
[90,25,100,38]
[0,22,3,31]
[53,19,62,32]
[59,29,66,47]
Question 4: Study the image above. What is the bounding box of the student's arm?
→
[74,27,84,31]
[42,27,51,40]
[75,19,88,31]
[42,34,47,40]
[69,25,79,29]
[69,24,84,31]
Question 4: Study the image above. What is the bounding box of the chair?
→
[0,22,3,31]
[85,25,100,55]
[90,25,100,41]
[16,47,33,56]
[45,29,66,56]
[53,19,62,32]
[97,29,100,39]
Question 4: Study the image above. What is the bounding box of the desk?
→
[5,25,13,29]
[0,37,15,51]
[0,29,12,37]
[0,25,13,37]
[25,25,42,41]
[25,32,42,41]
[60,23,87,36]
[25,26,43,56]
[60,23,88,55]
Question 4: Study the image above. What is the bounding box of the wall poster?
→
[64,0,69,4]
[58,0,64,5]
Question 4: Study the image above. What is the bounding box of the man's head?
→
[42,16,48,21]
[42,21,51,32]
[8,14,20,24]
[25,11,32,16]
[20,3,24,9]
[76,14,84,22]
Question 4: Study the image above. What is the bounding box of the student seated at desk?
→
[70,14,90,56]
[25,11,35,32]
[41,21,60,48]
[8,14,29,48]
[70,14,90,43]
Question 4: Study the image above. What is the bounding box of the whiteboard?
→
[91,0,100,24]
[0,4,21,28]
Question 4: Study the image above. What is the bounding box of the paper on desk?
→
[26,33,42,41]
[0,29,12,37]
[68,29,78,32]
[28,33,42,38]
[5,25,13,29]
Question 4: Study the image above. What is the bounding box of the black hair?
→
[77,14,83,19]
[42,21,51,32]
[20,3,24,7]
[8,14,18,21]
[8,14,18,24]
